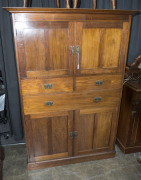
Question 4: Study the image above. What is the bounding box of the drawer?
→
[75,75,122,91]
[21,77,73,95]
[23,89,121,115]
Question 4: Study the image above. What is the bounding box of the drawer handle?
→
[94,97,102,102]
[45,101,53,106]
[96,80,103,86]
[44,84,52,89]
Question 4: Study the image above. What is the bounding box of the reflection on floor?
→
[3,144,141,180]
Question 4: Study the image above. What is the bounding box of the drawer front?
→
[23,89,121,115]
[21,77,73,95]
[75,75,122,92]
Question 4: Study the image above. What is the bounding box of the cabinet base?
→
[28,150,115,170]
[116,138,141,154]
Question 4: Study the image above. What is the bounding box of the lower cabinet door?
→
[25,111,73,162]
[73,108,118,156]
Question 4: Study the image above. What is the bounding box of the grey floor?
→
[2,144,141,180]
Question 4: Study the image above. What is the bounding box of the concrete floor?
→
[2,144,141,180]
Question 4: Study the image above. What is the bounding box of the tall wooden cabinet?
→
[5,8,138,169]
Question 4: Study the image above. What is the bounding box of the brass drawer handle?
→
[44,84,52,89]
[96,80,103,86]
[45,101,53,106]
[94,97,102,102]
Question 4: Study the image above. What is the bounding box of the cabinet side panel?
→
[117,85,133,146]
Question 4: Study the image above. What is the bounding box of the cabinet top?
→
[4,8,139,15]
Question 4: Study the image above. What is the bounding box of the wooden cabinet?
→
[117,82,141,154]
[6,8,138,169]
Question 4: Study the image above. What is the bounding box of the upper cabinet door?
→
[75,21,129,75]
[15,22,74,78]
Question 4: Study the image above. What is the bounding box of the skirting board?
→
[116,138,141,154]
[28,150,115,170]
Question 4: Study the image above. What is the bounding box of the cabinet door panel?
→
[74,108,118,156]
[94,112,113,149]
[78,114,95,151]
[25,111,73,162]
[45,28,68,70]
[75,21,129,75]
[81,28,100,69]
[15,22,74,78]
[100,29,122,68]
[24,29,46,71]
[52,116,68,154]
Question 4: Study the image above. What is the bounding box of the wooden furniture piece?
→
[5,8,138,170]
[117,81,141,154]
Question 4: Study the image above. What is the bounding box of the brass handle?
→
[70,132,73,139]
[44,84,52,89]
[76,45,80,70]
[94,97,102,102]
[45,101,53,106]
[74,131,78,138]
[96,80,103,86]
[71,46,74,55]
